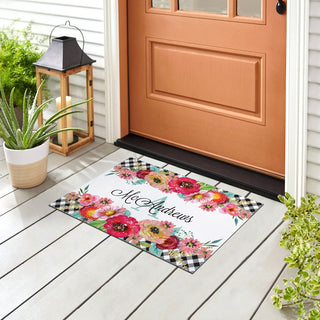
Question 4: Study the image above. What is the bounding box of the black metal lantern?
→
[33,36,95,72]
[33,21,96,156]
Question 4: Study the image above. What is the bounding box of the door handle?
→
[276,0,286,14]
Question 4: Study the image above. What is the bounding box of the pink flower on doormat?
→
[65,192,80,200]
[159,185,173,193]
[117,169,136,180]
[179,238,203,256]
[79,205,99,220]
[198,247,213,258]
[104,215,140,238]
[95,197,114,208]
[78,193,100,206]
[221,203,241,216]
[238,210,253,219]
[139,219,172,244]
[136,169,152,179]
[199,201,218,212]
[126,233,143,244]
[113,165,123,172]
[160,221,175,232]
[92,206,126,220]
[184,190,213,203]
[168,177,201,195]
[145,172,169,189]
[159,170,177,179]
[210,191,229,205]
[156,236,180,250]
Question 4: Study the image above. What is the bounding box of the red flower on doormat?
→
[79,205,100,219]
[156,235,180,250]
[168,177,201,195]
[104,215,140,238]
[136,169,152,179]
[221,203,240,216]
[210,191,229,204]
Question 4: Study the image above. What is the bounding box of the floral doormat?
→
[50,158,263,273]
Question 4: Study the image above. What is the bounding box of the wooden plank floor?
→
[0,138,295,319]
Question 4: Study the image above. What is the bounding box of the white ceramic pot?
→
[3,139,49,188]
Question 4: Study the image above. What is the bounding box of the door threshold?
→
[114,134,284,201]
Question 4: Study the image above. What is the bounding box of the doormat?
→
[50,157,263,273]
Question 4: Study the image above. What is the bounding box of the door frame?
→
[104,0,309,202]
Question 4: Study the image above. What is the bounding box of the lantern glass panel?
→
[68,71,89,137]
[41,75,59,124]
[40,73,89,146]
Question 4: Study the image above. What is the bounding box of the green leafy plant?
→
[272,193,320,320]
[0,22,48,107]
[0,79,87,150]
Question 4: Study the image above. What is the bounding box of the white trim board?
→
[105,1,309,202]
[104,0,121,143]
[285,0,309,203]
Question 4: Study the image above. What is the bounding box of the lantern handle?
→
[49,21,85,63]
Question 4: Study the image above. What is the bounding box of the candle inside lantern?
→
[56,96,73,145]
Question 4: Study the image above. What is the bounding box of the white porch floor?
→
[0,137,296,319]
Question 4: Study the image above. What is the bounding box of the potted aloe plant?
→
[0,80,86,188]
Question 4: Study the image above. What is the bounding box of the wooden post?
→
[59,73,68,155]
[36,68,43,127]
[87,65,95,141]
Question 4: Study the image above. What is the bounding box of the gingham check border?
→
[232,195,263,213]
[50,197,76,214]
[120,157,152,170]
[137,243,206,273]
[162,250,206,273]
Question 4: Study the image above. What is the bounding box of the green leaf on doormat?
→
[125,209,131,217]
[149,243,163,257]
[139,241,151,248]
[89,220,106,230]
[199,182,214,191]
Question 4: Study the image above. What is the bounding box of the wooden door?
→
[128,0,286,178]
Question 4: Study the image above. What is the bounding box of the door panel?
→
[128,0,286,177]
[147,39,264,122]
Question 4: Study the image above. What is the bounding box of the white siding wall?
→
[0,0,106,138]
[307,0,320,195]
